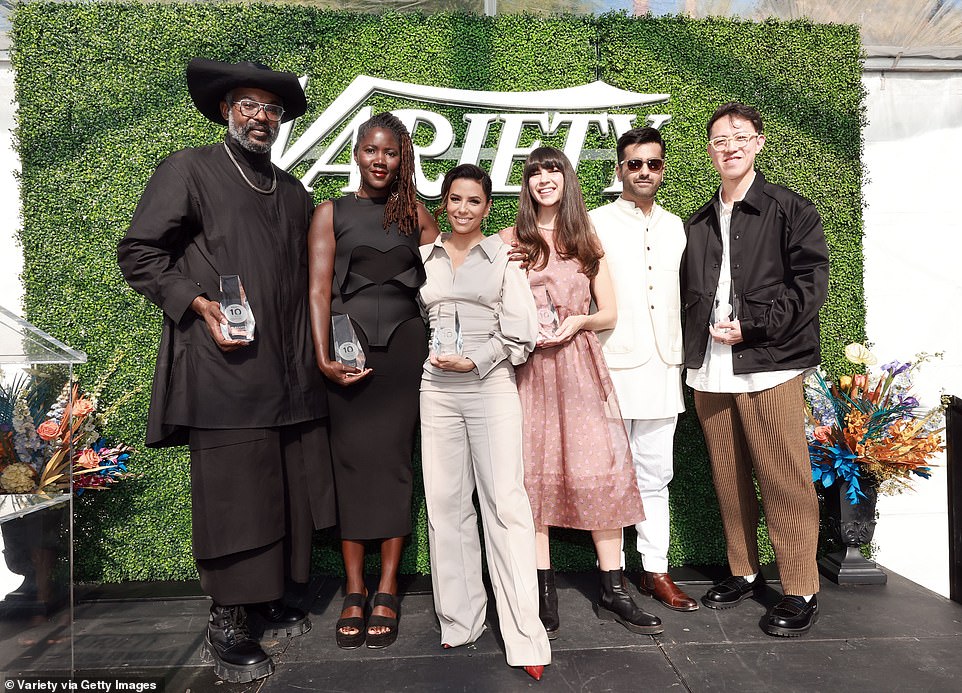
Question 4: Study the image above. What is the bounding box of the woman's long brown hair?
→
[354,112,419,236]
[514,147,602,277]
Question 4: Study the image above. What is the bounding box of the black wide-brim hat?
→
[186,58,307,125]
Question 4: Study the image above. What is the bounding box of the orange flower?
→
[72,399,95,418]
[36,419,61,441]
[813,425,832,442]
[76,448,101,469]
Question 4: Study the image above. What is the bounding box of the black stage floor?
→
[3,567,962,692]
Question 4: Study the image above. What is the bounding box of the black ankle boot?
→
[247,600,312,638]
[595,569,663,635]
[205,604,274,682]
[537,568,560,639]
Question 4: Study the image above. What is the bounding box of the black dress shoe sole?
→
[202,637,274,683]
[257,615,312,639]
[764,609,820,637]
[594,603,664,635]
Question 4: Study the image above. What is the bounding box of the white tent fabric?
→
[3,1,962,58]
[861,69,962,596]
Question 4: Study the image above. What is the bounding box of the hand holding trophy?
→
[219,275,255,342]
[537,289,560,341]
[331,314,366,370]
[431,303,463,357]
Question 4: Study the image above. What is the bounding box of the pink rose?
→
[36,419,61,441]
[813,425,832,443]
[852,374,868,389]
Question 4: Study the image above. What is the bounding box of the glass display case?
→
[0,305,86,675]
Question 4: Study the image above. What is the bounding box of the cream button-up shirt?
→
[589,197,686,420]
[419,233,538,387]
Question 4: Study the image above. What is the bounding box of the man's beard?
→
[228,111,279,154]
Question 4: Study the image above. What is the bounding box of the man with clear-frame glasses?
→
[681,102,829,637]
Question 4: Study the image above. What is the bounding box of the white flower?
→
[844,342,878,366]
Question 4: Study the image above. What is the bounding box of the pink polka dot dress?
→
[516,249,645,531]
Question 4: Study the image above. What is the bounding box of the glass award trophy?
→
[537,288,560,339]
[331,314,366,369]
[219,275,255,342]
[431,303,463,356]
[712,296,737,334]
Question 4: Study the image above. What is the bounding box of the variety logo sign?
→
[273,75,671,197]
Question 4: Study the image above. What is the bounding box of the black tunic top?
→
[118,136,328,447]
[330,195,425,347]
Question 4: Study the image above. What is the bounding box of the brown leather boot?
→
[638,571,699,612]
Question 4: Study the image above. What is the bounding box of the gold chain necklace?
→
[223,143,276,195]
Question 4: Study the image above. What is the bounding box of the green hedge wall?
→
[11,4,865,581]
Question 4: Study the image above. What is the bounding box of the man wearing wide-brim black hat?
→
[118,58,334,683]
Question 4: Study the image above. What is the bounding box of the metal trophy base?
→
[818,546,888,585]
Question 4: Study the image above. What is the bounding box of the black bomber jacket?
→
[681,171,830,375]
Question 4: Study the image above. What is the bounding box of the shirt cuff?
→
[466,341,504,379]
[162,281,205,325]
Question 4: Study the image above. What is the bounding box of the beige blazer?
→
[589,197,685,368]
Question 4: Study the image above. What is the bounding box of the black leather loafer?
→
[701,575,763,609]
[764,595,819,637]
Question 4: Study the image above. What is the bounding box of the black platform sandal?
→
[366,592,400,649]
[335,592,367,649]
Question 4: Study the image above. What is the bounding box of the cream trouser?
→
[622,416,677,573]
[420,383,551,667]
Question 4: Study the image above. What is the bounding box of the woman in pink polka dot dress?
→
[500,147,662,640]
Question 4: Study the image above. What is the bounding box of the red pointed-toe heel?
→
[523,665,544,681]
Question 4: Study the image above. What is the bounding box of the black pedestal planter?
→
[818,481,887,585]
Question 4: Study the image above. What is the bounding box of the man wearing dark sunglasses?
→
[588,127,696,614]
[682,102,829,637]
[118,59,335,682]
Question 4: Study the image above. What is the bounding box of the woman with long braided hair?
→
[308,112,439,649]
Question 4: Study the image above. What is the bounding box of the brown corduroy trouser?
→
[693,375,820,596]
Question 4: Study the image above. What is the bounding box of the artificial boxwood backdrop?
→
[12,4,865,582]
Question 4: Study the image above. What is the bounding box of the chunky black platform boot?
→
[204,604,274,682]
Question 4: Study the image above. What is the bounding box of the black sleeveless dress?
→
[328,195,427,540]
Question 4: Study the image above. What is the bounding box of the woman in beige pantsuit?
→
[418,164,550,682]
